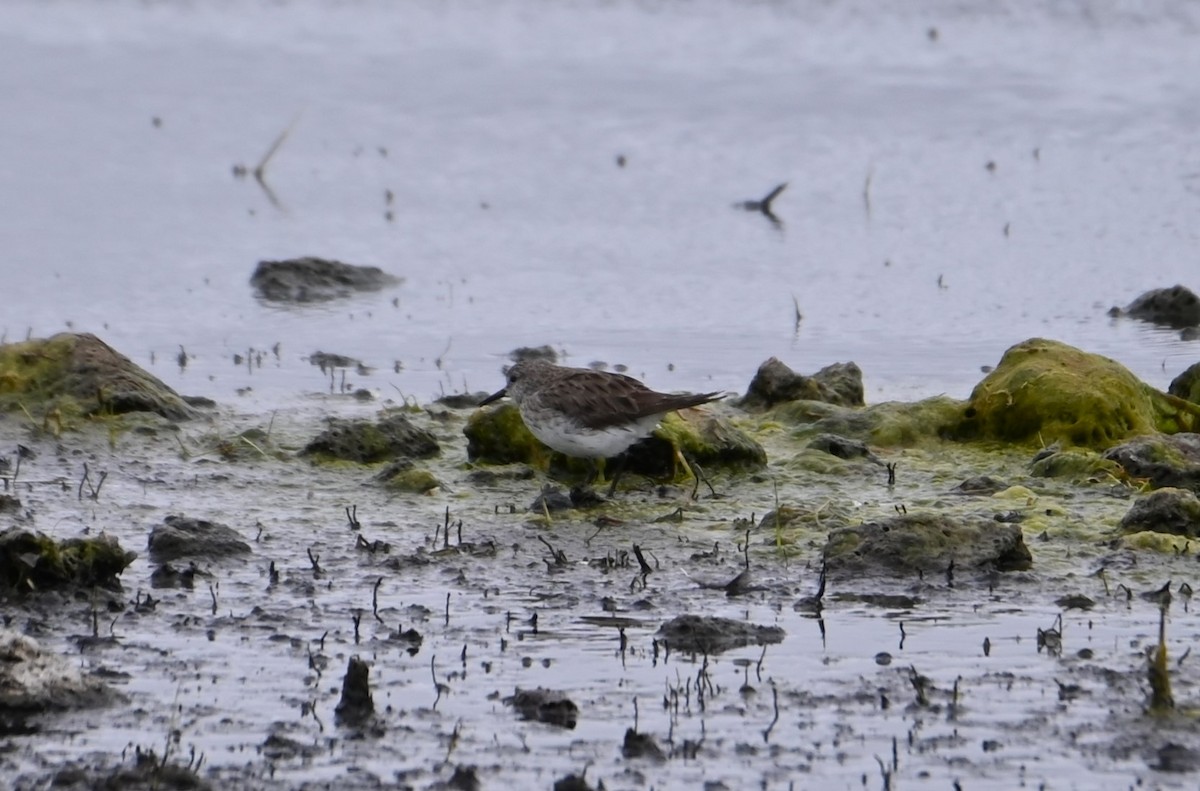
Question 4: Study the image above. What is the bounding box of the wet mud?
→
[3,389,1200,790]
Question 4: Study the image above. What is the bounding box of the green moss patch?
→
[955,338,1200,448]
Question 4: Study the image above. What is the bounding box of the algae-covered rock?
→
[375,460,441,494]
[637,409,766,475]
[823,513,1032,577]
[0,333,198,423]
[1118,488,1200,537]
[148,515,252,563]
[775,396,963,448]
[1121,285,1200,329]
[465,403,554,467]
[1168,362,1200,405]
[741,357,863,409]
[465,402,764,485]
[250,256,400,302]
[955,338,1200,448]
[0,529,136,592]
[304,411,439,463]
[1029,448,1123,480]
[1103,433,1200,490]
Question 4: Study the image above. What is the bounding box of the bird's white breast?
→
[522,408,661,459]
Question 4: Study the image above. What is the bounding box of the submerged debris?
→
[504,688,579,729]
[655,614,785,655]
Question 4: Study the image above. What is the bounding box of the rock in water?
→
[147,515,252,563]
[250,257,400,302]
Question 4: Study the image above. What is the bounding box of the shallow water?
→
[4,0,1200,788]
[2,0,1199,407]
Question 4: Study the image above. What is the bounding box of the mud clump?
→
[505,687,579,729]
[250,256,400,302]
[304,412,440,463]
[0,629,118,727]
[0,529,136,593]
[334,655,376,728]
[0,333,198,423]
[1119,488,1200,537]
[147,515,252,563]
[823,513,1032,577]
[43,751,211,791]
[1103,433,1200,491]
[741,357,864,409]
[655,614,785,655]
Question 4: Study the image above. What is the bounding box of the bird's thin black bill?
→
[478,388,507,406]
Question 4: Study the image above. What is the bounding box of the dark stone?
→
[1153,743,1200,773]
[447,766,481,791]
[150,562,201,589]
[504,687,578,729]
[148,515,252,563]
[953,475,1007,495]
[807,433,880,463]
[250,257,400,302]
[1123,285,1200,329]
[741,357,864,409]
[1118,488,1200,537]
[823,514,1032,577]
[1169,362,1200,404]
[553,775,595,791]
[622,728,667,761]
[1103,434,1200,491]
[1055,594,1096,610]
[655,614,785,655]
[304,412,440,463]
[529,486,574,513]
[334,655,374,726]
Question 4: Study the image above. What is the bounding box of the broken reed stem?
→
[1149,604,1174,712]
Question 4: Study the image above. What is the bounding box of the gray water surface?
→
[2,0,1198,407]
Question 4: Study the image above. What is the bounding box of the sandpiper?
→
[479,360,722,495]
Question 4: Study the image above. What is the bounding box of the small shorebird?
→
[479,360,722,495]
